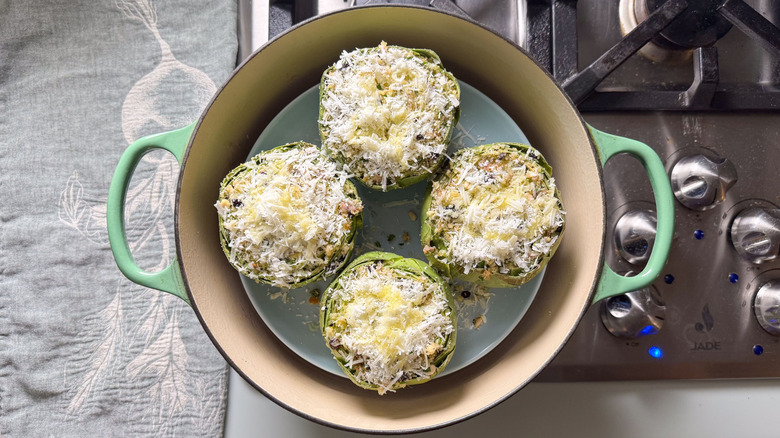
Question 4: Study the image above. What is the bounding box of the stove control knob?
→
[670,154,737,210]
[754,280,780,336]
[730,208,780,264]
[601,286,666,338]
[614,210,656,265]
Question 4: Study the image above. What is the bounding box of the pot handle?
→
[587,125,674,304]
[106,123,196,304]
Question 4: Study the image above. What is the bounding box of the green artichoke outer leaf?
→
[420,142,565,289]
[319,251,457,394]
[410,48,442,63]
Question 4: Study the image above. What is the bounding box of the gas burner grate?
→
[528,0,780,111]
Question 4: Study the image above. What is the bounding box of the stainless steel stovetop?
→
[535,0,780,381]
[243,0,780,382]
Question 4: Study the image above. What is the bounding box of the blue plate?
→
[242,81,543,377]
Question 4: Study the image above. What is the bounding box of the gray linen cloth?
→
[0,0,238,436]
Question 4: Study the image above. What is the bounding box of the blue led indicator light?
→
[694,230,704,240]
[664,274,675,284]
[640,325,658,336]
[753,345,764,356]
[729,273,739,283]
[648,346,663,359]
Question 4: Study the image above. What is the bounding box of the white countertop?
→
[225,369,780,437]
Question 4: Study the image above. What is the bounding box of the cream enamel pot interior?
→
[106,6,674,434]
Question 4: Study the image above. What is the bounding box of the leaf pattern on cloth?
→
[192,374,228,435]
[58,171,109,246]
[59,161,210,435]
[127,308,191,435]
[66,289,124,415]
[55,0,224,435]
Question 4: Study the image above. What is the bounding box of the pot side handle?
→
[106,123,196,305]
[587,125,674,304]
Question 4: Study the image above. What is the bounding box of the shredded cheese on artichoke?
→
[426,143,564,277]
[324,261,453,394]
[215,144,362,288]
[319,42,460,190]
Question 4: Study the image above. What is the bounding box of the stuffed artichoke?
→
[421,143,565,288]
[215,141,363,288]
[318,41,460,191]
[320,252,456,395]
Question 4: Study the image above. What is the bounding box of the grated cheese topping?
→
[426,143,564,278]
[319,42,460,190]
[324,260,453,394]
[216,143,363,288]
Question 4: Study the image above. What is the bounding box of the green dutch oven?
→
[106,5,674,434]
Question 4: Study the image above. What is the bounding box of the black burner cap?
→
[642,0,733,49]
